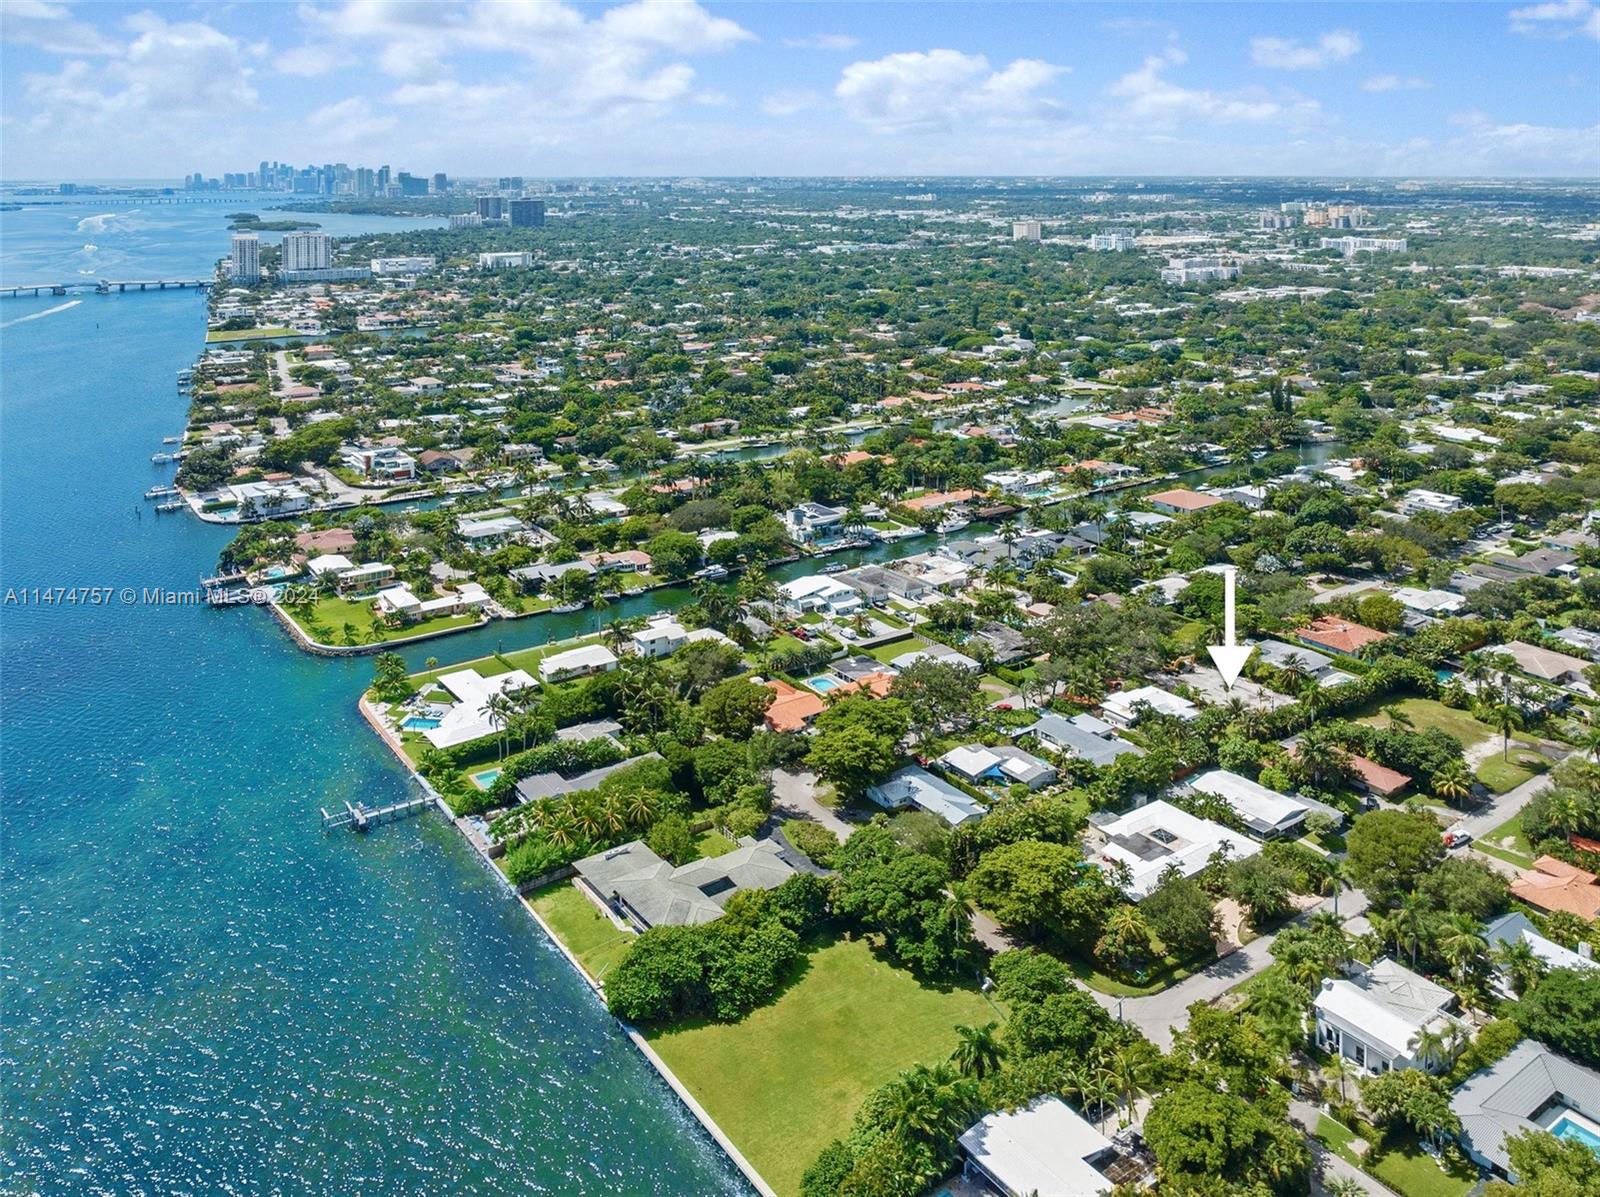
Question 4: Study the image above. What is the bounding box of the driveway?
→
[1290,1100,1402,1197]
[1452,768,1558,843]
[1093,886,1370,1049]
[771,768,855,841]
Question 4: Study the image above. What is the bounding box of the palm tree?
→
[950,1022,1005,1081]
[1410,1022,1451,1072]
[1431,759,1474,808]
[1392,892,1430,969]
[1326,1053,1357,1104]
[1384,704,1415,733]
[1439,914,1488,987]
[1492,936,1545,998]
[1487,701,1524,760]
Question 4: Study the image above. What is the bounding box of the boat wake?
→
[0,299,83,329]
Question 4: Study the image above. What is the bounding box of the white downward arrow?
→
[1206,566,1253,690]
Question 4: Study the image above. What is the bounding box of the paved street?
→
[1089,886,1370,1049]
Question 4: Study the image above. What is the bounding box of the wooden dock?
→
[321,795,432,833]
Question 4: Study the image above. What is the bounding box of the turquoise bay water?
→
[0,197,750,1195]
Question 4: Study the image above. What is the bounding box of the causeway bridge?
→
[0,278,212,299]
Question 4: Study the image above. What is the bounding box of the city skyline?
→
[2,1,1598,180]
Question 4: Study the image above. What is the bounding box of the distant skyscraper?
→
[432,172,448,193]
[509,199,545,228]
[397,172,428,197]
[230,234,260,282]
[1012,220,1042,241]
[475,195,504,220]
[280,231,332,272]
[498,176,524,191]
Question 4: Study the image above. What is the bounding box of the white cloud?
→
[23,13,258,132]
[1249,29,1362,70]
[1440,110,1600,171]
[1109,47,1319,126]
[276,44,346,76]
[305,96,398,140]
[1508,0,1600,39]
[784,33,858,51]
[835,49,1065,133]
[762,88,821,117]
[1361,73,1429,92]
[0,0,117,55]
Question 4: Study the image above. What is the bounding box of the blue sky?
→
[2,1,1597,179]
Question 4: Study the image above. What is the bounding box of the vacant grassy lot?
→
[646,936,996,1197]
[1475,750,1549,795]
[527,882,633,984]
[1360,698,1496,746]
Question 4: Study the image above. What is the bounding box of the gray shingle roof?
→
[1452,1039,1600,1174]
[574,836,795,929]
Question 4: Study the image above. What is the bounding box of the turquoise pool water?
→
[401,715,442,730]
[1551,1113,1600,1155]
[472,769,503,790]
[807,675,840,692]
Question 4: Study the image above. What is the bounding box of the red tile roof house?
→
[1510,856,1600,922]
[1146,488,1225,516]
[1295,615,1390,658]
[763,680,827,733]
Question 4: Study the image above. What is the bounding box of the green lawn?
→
[864,635,917,665]
[646,935,997,1197]
[527,882,634,984]
[1475,750,1549,795]
[1361,698,1496,747]
[285,594,480,646]
[693,829,737,858]
[1315,1115,1476,1197]
[1476,811,1536,867]
[204,326,298,342]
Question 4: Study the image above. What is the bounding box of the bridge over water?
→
[0,279,212,299]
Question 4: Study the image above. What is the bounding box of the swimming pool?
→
[471,769,502,790]
[806,676,839,692]
[1551,1112,1600,1155]
[401,716,442,731]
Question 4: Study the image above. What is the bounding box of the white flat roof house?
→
[1094,799,1260,900]
[1399,488,1466,517]
[1314,958,1460,1075]
[1101,685,1198,727]
[421,668,539,749]
[1482,912,1597,998]
[958,1098,1115,1197]
[779,575,864,616]
[1187,768,1307,839]
[632,616,688,659]
[538,644,620,683]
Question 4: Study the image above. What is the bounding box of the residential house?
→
[781,502,847,543]
[1452,1040,1600,1180]
[1092,799,1260,900]
[1146,488,1225,516]
[971,622,1029,665]
[632,615,688,659]
[1101,685,1198,727]
[1510,856,1600,922]
[1021,712,1144,767]
[341,444,416,481]
[1392,587,1467,615]
[889,643,982,672]
[1187,768,1308,839]
[1489,641,1592,689]
[509,559,596,594]
[1398,488,1466,517]
[938,744,1057,791]
[1313,958,1461,1075]
[1502,548,1579,578]
[1294,615,1390,658]
[835,564,931,603]
[573,836,795,930]
[1482,912,1597,998]
[958,1098,1118,1197]
[538,644,620,684]
[514,753,660,804]
[227,480,311,518]
[457,514,524,549]
[780,575,865,617]
[763,680,827,733]
[868,766,987,826]
[419,668,539,750]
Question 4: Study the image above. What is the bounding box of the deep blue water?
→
[0,196,751,1195]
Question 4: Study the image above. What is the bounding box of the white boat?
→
[144,485,179,499]
[551,602,584,613]
[162,436,181,445]
[694,564,729,581]
[818,563,847,575]
[156,501,186,513]
[150,452,181,464]
[935,515,970,534]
